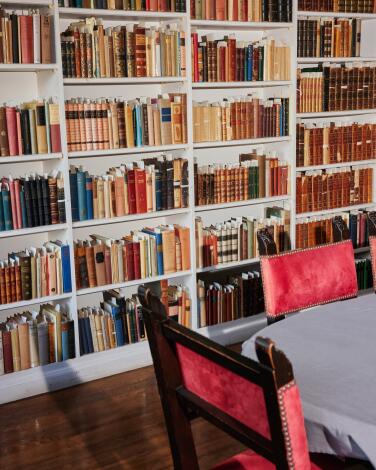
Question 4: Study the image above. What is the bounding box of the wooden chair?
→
[138,286,345,470]
[260,240,358,322]
[369,236,376,291]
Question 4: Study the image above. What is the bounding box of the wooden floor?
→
[0,365,244,470]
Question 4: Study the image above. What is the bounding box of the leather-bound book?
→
[57,175,66,223]
[77,244,89,289]
[34,175,44,226]
[85,243,97,288]
[49,103,62,153]
[113,27,126,77]
[134,25,146,77]
[158,95,172,145]
[41,15,52,64]
[18,252,32,300]
[0,107,10,156]
[48,175,59,224]
[18,322,31,370]
[20,15,33,63]
[135,167,147,213]
[2,327,13,373]
[10,327,21,372]
[133,240,141,279]
[175,225,190,270]
[5,106,18,156]
[20,108,32,155]
[161,228,176,274]
[332,216,350,242]
[93,243,106,286]
[257,228,277,256]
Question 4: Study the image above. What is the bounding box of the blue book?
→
[247,45,253,81]
[69,170,79,222]
[62,326,69,361]
[85,174,94,220]
[1,186,13,231]
[134,105,143,147]
[155,169,162,211]
[104,300,125,347]
[0,191,5,231]
[142,228,164,275]
[76,168,87,221]
[83,316,94,354]
[20,188,27,228]
[61,243,72,293]
[78,317,85,355]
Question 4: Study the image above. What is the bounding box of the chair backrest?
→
[138,286,312,470]
[261,240,358,319]
[369,236,376,291]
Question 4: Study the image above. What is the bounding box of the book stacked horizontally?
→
[0,8,53,64]
[0,100,62,157]
[0,241,72,306]
[195,207,290,268]
[193,96,289,142]
[61,20,186,78]
[0,303,75,375]
[65,94,187,152]
[194,151,289,206]
[296,167,373,213]
[197,271,264,327]
[296,121,376,167]
[74,225,191,289]
[191,0,292,22]
[0,171,66,232]
[70,155,189,222]
[191,34,290,82]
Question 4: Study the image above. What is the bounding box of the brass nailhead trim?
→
[277,381,296,470]
[260,240,358,318]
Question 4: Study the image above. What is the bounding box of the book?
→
[0,303,75,375]
[296,166,373,214]
[62,20,186,79]
[195,207,290,269]
[65,94,187,153]
[193,96,289,143]
[74,225,190,290]
[59,0,186,12]
[0,171,65,232]
[194,151,289,206]
[0,241,72,306]
[69,155,188,222]
[0,99,61,157]
[191,34,290,83]
[298,0,375,13]
[0,8,53,65]
[355,256,373,291]
[296,120,376,168]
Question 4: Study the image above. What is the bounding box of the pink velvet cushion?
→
[261,240,358,317]
[369,236,376,291]
[176,344,271,439]
[211,450,345,470]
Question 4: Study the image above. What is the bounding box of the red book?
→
[192,33,199,82]
[149,0,157,10]
[133,241,141,280]
[49,103,62,153]
[14,179,22,229]
[127,169,137,214]
[2,329,13,373]
[158,0,167,11]
[135,168,147,213]
[124,241,135,281]
[8,178,19,229]
[5,107,18,156]
[216,0,226,20]
[19,15,34,64]
[232,0,239,21]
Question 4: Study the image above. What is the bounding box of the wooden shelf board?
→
[72,208,191,228]
[68,144,188,158]
[0,293,72,312]
[195,195,290,213]
[76,270,192,296]
[193,136,290,149]
[0,223,68,239]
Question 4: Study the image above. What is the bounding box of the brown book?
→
[19,15,33,64]
[10,327,21,372]
[161,228,176,274]
[0,106,9,156]
[175,225,191,271]
[40,15,52,64]
[134,25,146,77]
[18,322,31,370]
[85,243,97,288]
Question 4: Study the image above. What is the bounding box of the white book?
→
[33,13,41,64]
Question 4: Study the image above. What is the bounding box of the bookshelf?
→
[8,0,376,403]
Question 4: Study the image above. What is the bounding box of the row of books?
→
[297,64,376,114]
[191,34,290,83]
[298,0,376,13]
[70,155,188,222]
[296,121,376,167]
[58,0,186,12]
[356,257,373,291]
[190,0,292,22]
[194,152,289,207]
[78,282,190,355]
[197,271,264,327]
[295,209,376,249]
[192,97,289,143]
[296,167,373,214]
[0,172,66,232]
[0,241,72,306]
[297,18,361,58]
[0,100,61,157]
[65,94,187,152]
[61,20,186,79]
[74,225,190,290]
[195,207,290,269]
[0,9,52,64]
[0,303,75,375]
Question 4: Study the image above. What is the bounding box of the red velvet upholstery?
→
[176,344,271,439]
[211,450,344,470]
[369,236,376,291]
[261,240,358,318]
